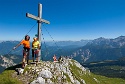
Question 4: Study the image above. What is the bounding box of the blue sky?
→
[0,0,125,41]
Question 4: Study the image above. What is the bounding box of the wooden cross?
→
[26,3,50,61]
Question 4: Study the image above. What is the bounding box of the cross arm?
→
[26,13,50,24]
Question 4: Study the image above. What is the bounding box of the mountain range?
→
[1,36,125,73]
[69,36,125,63]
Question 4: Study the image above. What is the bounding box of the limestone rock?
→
[39,69,52,79]
[30,77,45,84]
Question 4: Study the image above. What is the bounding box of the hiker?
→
[58,56,63,63]
[32,37,40,64]
[53,54,57,62]
[13,35,30,68]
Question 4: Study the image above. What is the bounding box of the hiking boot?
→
[27,60,29,65]
[22,62,25,69]
[36,62,38,66]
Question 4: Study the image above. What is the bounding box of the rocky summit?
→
[13,57,88,84]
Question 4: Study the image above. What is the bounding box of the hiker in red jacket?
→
[53,54,57,62]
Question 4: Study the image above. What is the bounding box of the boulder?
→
[39,69,52,79]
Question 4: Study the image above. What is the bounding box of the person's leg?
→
[22,50,26,68]
[36,49,39,65]
[36,54,38,62]
[27,49,30,65]
[32,49,34,62]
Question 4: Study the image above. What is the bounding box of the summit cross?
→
[26,3,50,61]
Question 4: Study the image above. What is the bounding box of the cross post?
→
[26,3,50,61]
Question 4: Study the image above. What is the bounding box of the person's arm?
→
[13,40,23,50]
[38,44,40,49]
[32,42,33,48]
[37,41,40,50]
[13,43,21,50]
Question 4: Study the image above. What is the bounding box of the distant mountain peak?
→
[116,35,125,39]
